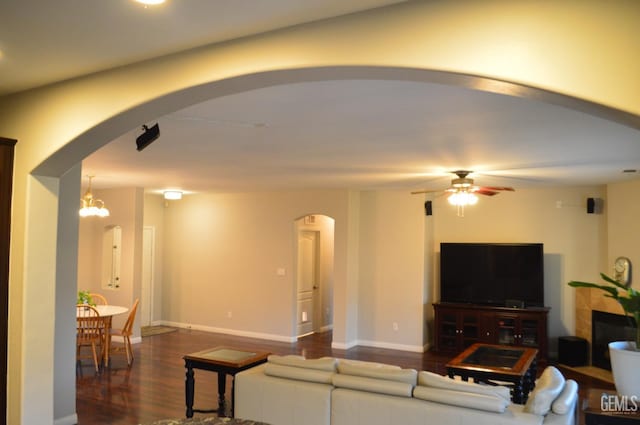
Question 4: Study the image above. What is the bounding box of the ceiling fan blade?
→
[474,188,500,196]
[410,189,441,195]
[481,186,515,191]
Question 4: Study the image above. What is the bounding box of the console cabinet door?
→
[434,306,486,352]
[493,312,546,351]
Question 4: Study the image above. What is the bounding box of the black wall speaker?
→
[587,197,602,214]
[425,201,433,216]
[136,123,160,151]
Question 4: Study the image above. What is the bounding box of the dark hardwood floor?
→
[77,328,613,425]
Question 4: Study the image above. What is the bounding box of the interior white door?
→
[297,230,318,336]
[141,226,155,327]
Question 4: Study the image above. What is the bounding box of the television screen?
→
[440,243,544,307]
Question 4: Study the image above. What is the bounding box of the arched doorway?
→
[294,214,335,337]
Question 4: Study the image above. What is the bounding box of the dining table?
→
[77,304,128,366]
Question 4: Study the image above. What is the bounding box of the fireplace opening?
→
[592,310,637,370]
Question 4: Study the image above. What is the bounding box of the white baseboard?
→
[159,320,297,343]
[356,339,426,353]
[54,413,78,425]
[147,321,427,353]
[332,339,428,353]
[111,335,142,344]
[331,340,358,350]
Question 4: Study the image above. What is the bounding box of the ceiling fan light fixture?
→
[447,191,478,206]
[451,177,473,188]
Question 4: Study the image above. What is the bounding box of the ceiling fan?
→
[411,170,515,216]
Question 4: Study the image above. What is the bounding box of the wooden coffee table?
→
[184,346,270,418]
[446,343,538,404]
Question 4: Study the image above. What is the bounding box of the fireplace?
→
[592,310,637,370]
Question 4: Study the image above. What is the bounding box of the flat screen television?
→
[440,242,544,307]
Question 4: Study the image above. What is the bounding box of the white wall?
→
[77,187,144,331]
[607,180,640,272]
[357,191,426,351]
[143,193,166,323]
[148,186,608,355]
[160,190,352,341]
[431,186,607,354]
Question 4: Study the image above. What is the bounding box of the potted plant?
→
[568,273,639,397]
[77,290,95,306]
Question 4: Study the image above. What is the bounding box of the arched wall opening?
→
[25,65,635,425]
[294,214,335,338]
[4,3,638,422]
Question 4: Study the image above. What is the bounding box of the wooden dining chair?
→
[110,298,139,366]
[90,293,108,305]
[76,304,105,373]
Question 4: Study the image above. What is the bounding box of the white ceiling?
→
[2,1,640,195]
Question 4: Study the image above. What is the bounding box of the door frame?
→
[141,226,156,327]
[0,137,16,422]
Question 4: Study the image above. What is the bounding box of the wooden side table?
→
[184,347,270,418]
[584,389,640,425]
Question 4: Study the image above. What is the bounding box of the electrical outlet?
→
[393,322,399,331]
[227,311,233,318]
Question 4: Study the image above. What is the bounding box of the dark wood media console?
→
[433,302,550,364]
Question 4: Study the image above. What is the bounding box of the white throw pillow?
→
[551,379,578,415]
[418,371,511,402]
[523,366,566,416]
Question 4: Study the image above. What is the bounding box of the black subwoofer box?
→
[558,336,588,366]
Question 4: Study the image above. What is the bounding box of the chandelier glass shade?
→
[79,176,110,217]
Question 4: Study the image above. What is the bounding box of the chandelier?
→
[79,176,110,217]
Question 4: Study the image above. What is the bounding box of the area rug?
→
[141,325,178,337]
[140,417,269,425]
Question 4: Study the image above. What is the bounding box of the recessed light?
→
[134,0,165,5]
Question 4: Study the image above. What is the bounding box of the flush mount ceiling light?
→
[163,190,183,200]
[79,176,110,217]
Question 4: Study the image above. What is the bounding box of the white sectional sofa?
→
[235,355,578,425]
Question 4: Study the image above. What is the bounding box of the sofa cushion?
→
[337,361,417,385]
[332,374,414,397]
[413,386,510,413]
[418,371,512,401]
[551,379,578,415]
[524,366,566,415]
[337,358,401,370]
[268,355,337,372]
[264,363,334,384]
